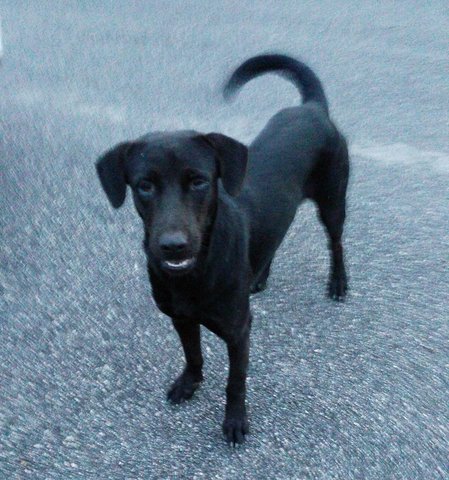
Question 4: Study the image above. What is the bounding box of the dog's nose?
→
[159,231,188,254]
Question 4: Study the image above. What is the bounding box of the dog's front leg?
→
[223,320,251,445]
[167,318,204,404]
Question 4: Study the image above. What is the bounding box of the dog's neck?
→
[204,195,250,286]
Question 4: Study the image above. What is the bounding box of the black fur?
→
[96,53,350,445]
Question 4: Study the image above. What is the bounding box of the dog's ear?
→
[96,142,134,208]
[200,133,248,196]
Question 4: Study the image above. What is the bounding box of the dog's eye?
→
[190,178,209,191]
[138,181,155,196]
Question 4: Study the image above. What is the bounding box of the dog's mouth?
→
[161,257,196,273]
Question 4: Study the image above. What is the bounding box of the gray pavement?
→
[1,1,448,479]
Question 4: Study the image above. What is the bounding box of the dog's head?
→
[96,131,247,276]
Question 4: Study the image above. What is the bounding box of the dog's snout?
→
[159,231,188,254]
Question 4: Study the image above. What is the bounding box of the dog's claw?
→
[250,279,268,294]
[331,293,345,302]
[223,415,249,446]
[167,371,203,404]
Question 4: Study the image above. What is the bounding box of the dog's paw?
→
[223,414,249,446]
[328,274,348,301]
[167,371,203,404]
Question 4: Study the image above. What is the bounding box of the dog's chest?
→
[166,291,198,318]
[152,283,205,320]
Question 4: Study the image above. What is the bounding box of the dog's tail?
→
[223,53,329,114]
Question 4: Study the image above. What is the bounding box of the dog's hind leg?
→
[318,200,348,301]
[309,134,350,301]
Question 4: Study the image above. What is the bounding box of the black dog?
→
[96,54,349,445]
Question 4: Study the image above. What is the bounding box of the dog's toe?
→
[167,371,202,404]
[223,414,249,446]
[328,275,348,301]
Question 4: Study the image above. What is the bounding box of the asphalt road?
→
[1,1,448,479]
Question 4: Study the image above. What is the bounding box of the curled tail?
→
[223,53,329,115]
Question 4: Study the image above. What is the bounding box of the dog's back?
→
[224,54,341,277]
